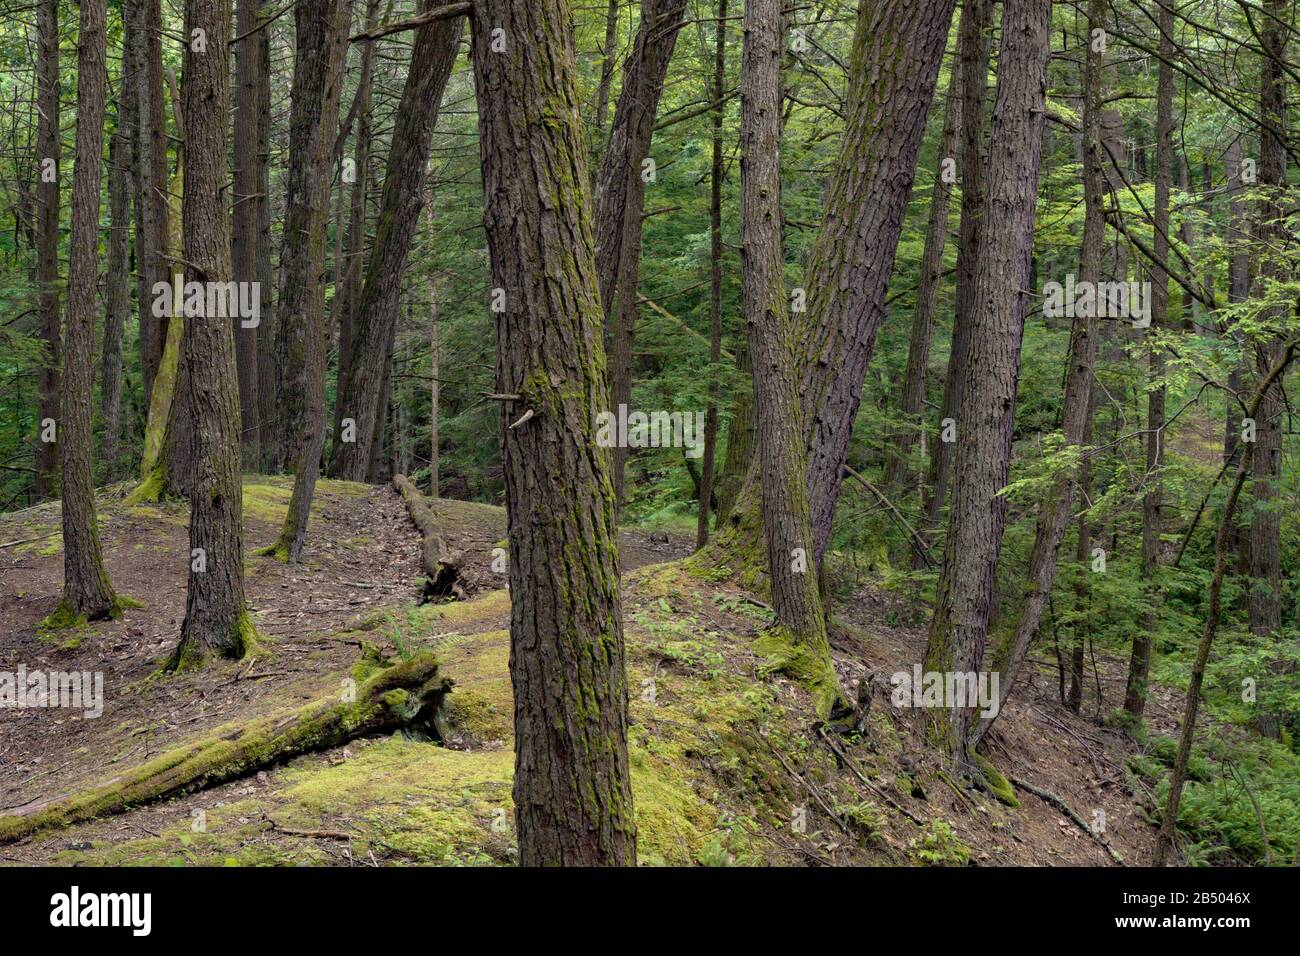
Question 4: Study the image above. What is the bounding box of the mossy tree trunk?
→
[58,0,119,622]
[170,0,251,669]
[469,0,636,866]
[327,5,461,482]
[262,0,350,562]
[593,0,689,506]
[33,0,59,501]
[921,0,1051,761]
[101,45,133,476]
[138,0,171,401]
[738,0,842,719]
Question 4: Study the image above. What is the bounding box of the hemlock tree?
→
[33,0,59,500]
[922,0,1052,762]
[55,0,120,623]
[328,4,462,482]
[738,0,839,718]
[170,0,254,669]
[260,0,350,562]
[469,0,636,866]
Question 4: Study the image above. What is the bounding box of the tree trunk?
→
[594,0,622,140]
[594,0,689,505]
[101,35,134,475]
[426,200,440,497]
[58,0,120,622]
[138,0,171,400]
[262,0,351,562]
[1246,0,1286,638]
[886,66,959,500]
[740,0,843,719]
[33,0,60,500]
[921,0,1051,760]
[254,9,276,469]
[327,5,461,481]
[921,0,992,542]
[695,0,726,550]
[170,0,252,669]
[232,0,267,468]
[976,0,1106,741]
[469,0,636,866]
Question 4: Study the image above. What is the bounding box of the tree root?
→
[1009,773,1124,864]
[392,474,462,601]
[0,653,451,845]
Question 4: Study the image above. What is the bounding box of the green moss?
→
[969,750,1020,808]
[252,538,291,563]
[753,626,843,719]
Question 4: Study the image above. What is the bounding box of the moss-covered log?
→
[392,473,461,599]
[0,653,450,845]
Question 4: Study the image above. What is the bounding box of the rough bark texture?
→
[695,0,727,550]
[797,0,958,559]
[1246,0,1286,638]
[58,0,119,621]
[886,67,959,498]
[33,0,60,500]
[593,0,689,504]
[254,12,276,471]
[740,0,842,719]
[101,46,133,475]
[1124,2,1175,717]
[469,0,636,866]
[921,0,1051,759]
[328,7,461,481]
[171,0,251,670]
[232,0,267,467]
[978,0,1106,741]
[138,0,171,400]
[922,0,992,538]
[264,0,351,561]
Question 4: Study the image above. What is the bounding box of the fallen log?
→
[0,653,451,845]
[392,474,462,600]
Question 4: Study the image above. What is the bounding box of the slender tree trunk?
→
[739,0,842,718]
[426,200,439,497]
[262,0,350,562]
[976,0,1106,740]
[255,9,276,469]
[101,28,134,476]
[33,0,60,500]
[139,0,170,400]
[170,0,252,669]
[921,0,992,542]
[232,0,266,468]
[594,0,689,505]
[58,0,120,622]
[887,66,959,499]
[328,5,461,481]
[594,0,621,140]
[695,0,726,550]
[469,0,636,866]
[1223,135,1249,563]
[921,0,1051,760]
[1154,342,1298,865]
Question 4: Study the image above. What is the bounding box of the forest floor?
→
[0,476,1184,866]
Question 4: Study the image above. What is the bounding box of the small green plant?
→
[909,819,971,866]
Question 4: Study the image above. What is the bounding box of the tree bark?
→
[262,0,351,562]
[328,4,461,481]
[469,0,636,865]
[921,0,1051,760]
[59,0,119,621]
[921,0,993,541]
[977,0,1106,741]
[101,43,133,476]
[33,0,60,500]
[170,0,252,669]
[138,0,171,400]
[594,0,689,505]
[232,0,267,468]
